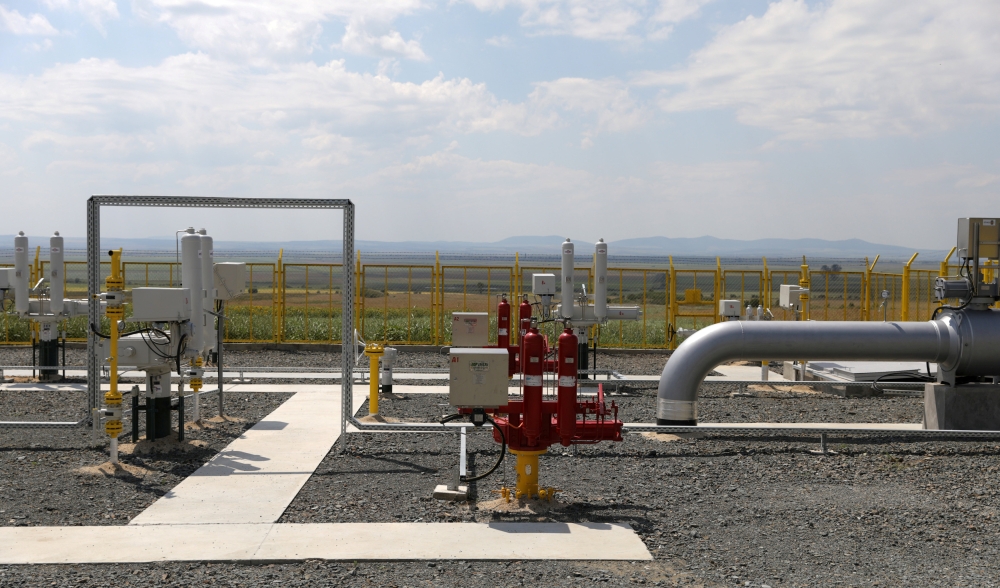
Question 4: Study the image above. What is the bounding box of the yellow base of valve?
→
[104,420,122,437]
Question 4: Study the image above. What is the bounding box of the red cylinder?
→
[522,324,544,447]
[557,327,578,446]
[518,296,532,374]
[498,295,513,377]
[497,295,510,350]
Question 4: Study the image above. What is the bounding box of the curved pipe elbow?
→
[656,319,958,426]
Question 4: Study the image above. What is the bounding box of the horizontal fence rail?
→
[0,251,992,348]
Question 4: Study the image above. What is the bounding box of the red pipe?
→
[497,295,513,377]
[522,324,544,447]
[518,296,532,375]
[557,327,578,446]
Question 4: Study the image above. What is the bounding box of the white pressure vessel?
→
[561,238,574,319]
[14,232,29,314]
[50,232,64,315]
[199,230,216,353]
[181,228,204,352]
[594,238,607,322]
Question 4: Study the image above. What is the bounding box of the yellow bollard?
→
[104,249,124,462]
[509,449,546,499]
[364,343,384,415]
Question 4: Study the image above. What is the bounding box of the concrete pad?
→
[709,365,790,382]
[255,522,652,561]
[0,522,650,563]
[0,524,270,564]
[433,484,469,501]
[129,388,367,526]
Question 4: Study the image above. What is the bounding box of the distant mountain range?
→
[0,234,946,261]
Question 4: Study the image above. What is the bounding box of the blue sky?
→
[0,0,998,250]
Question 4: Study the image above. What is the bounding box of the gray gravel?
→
[2,346,999,587]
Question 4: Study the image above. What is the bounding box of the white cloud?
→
[529,77,647,139]
[464,0,675,41]
[648,0,714,39]
[636,0,1000,140]
[0,6,59,35]
[135,0,427,61]
[339,19,428,61]
[485,34,511,47]
[885,163,1000,190]
[42,0,119,33]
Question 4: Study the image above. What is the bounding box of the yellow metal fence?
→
[0,251,973,348]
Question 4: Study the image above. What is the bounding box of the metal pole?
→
[218,300,224,417]
[341,203,355,452]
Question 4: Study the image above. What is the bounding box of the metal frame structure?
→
[86,196,354,435]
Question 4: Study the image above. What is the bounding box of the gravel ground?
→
[2,347,1000,587]
[0,390,291,527]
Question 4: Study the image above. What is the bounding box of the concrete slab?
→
[0,524,270,564]
[129,387,367,526]
[0,522,651,564]
[709,365,790,382]
[256,522,651,561]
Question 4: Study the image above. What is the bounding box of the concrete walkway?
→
[0,522,651,564]
[129,387,366,526]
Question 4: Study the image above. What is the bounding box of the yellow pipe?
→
[901,252,919,321]
[940,247,957,277]
[510,449,546,499]
[103,249,124,441]
[798,256,810,321]
[364,343,384,415]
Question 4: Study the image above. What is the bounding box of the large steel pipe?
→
[657,317,965,425]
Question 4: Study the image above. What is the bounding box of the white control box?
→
[957,218,1000,260]
[451,312,489,347]
[213,262,247,300]
[719,299,741,318]
[97,334,171,368]
[779,284,807,310]
[532,273,556,296]
[131,288,192,322]
[449,348,509,408]
[0,268,13,289]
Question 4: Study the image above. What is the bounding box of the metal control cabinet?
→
[449,348,509,408]
[451,312,489,347]
[213,262,247,300]
[0,268,13,290]
[131,288,192,322]
[957,218,1000,260]
[532,273,556,296]
[97,335,172,368]
[719,299,741,318]
[779,284,807,310]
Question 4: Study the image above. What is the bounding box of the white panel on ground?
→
[129,387,366,526]
[0,522,651,564]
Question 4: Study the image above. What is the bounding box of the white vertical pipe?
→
[110,437,118,465]
[13,232,29,314]
[459,426,467,477]
[561,238,574,319]
[181,228,204,352]
[50,232,64,315]
[594,238,607,322]
[199,230,215,354]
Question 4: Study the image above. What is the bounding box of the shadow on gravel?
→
[320,454,440,475]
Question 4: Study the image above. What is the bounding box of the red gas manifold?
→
[487,296,623,452]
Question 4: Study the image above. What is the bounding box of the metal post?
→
[341,203,355,452]
[218,300,224,417]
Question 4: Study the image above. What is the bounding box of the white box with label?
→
[451,312,489,347]
[449,348,509,408]
[719,299,741,318]
[532,273,556,296]
[779,284,806,309]
[131,288,192,322]
[213,262,247,300]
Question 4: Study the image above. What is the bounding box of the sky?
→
[0,0,998,249]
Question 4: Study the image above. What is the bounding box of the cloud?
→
[0,6,59,35]
[635,0,1000,140]
[884,163,1000,190]
[42,0,119,33]
[528,77,647,140]
[136,0,426,61]
[485,34,511,47]
[464,0,709,41]
[339,19,428,61]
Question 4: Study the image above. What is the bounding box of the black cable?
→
[175,333,187,374]
[439,413,507,483]
[872,370,935,394]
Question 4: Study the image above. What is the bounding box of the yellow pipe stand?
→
[103,250,124,444]
[509,449,549,500]
[364,343,384,415]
